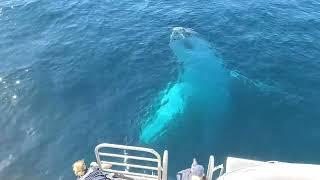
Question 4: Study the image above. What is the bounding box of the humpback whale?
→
[139,27,230,144]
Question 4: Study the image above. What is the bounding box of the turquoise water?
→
[1,0,320,179]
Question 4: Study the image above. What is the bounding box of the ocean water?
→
[1,0,320,179]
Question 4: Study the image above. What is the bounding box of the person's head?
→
[191,159,205,180]
[72,160,87,177]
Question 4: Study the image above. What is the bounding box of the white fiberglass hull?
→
[218,157,320,180]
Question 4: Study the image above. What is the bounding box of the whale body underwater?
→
[139,27,234,144]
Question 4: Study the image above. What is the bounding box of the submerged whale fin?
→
[230,70,282,94]
[140,83,191,144]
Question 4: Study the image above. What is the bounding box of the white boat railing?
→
[93,143,320,180]
[94,143,168,180]
[206,156,224,180]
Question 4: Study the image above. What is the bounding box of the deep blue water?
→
[1,0,320,179]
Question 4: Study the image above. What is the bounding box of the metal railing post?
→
[162,150,168,180]
[207,155,215,180]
